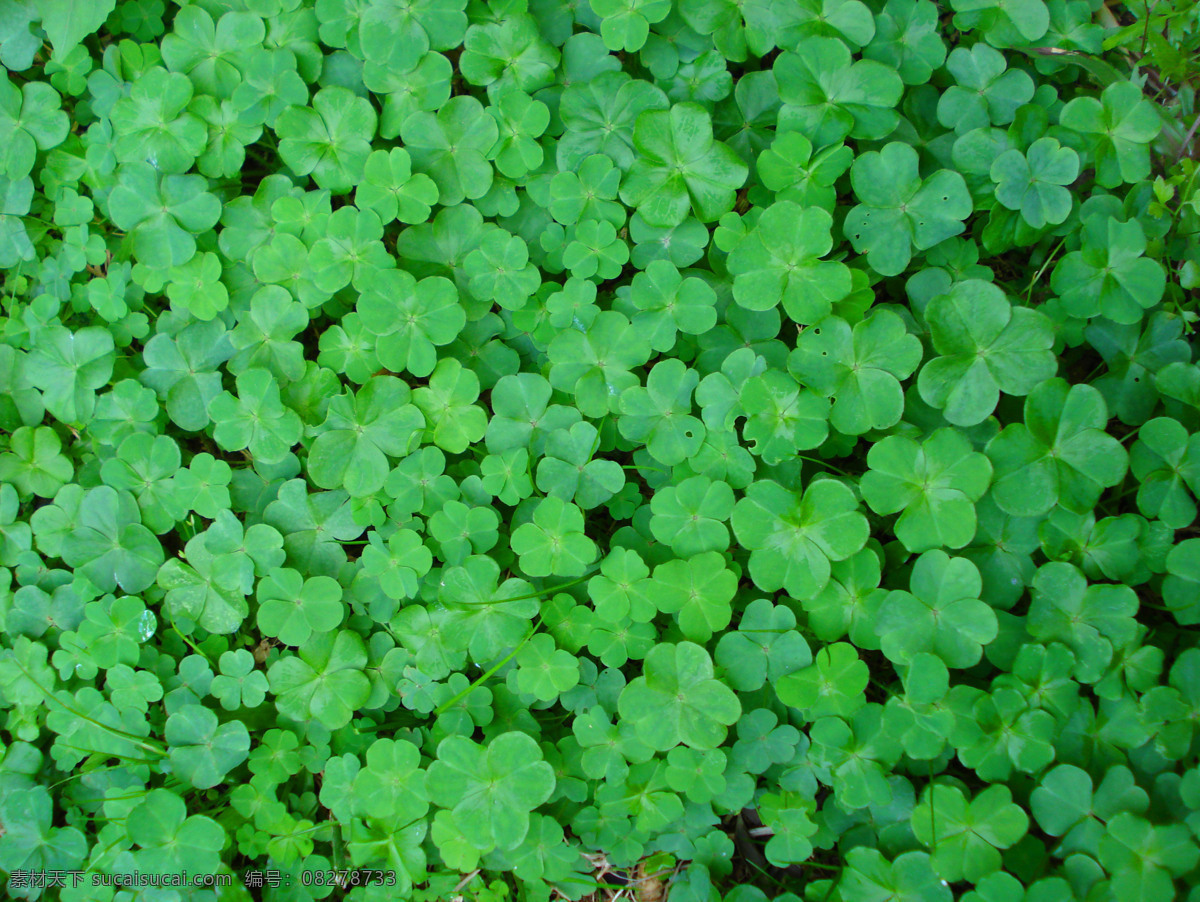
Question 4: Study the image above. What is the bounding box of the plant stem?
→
[433,620,541,716]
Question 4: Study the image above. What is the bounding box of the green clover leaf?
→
[267,629,370,730]
[740,370,830,464]
[1131,417,1200,528]
[627,259,718,353]
[987,378,1128,517]
[845,142,973,277]
[617,641,741,750]
[126,789,223,877]
[861,428,993,552]
[426,732,555,852]
[727,201,851,324]
[536,421,624,510]
[1027,561,1138,683]
[1165,539,1200,624]
[413,358,487,454]
[276,86,377,193]
[936,44,1035,134]
[108,163,221,270]
[209,368,302,465]
[1050,216,1166,324]
[401,95,498,206]
[589,0,671,52]
[649,475,734,557]
[111,67,207,174]
[0,425,73,499]
[917,279,1057,426]
[789,310,923,435]
[0,76,69,179]
[774,36,902,147]
[619,102,748,227]
[732,478,869,599]
[990,136,1079,228]
[355,147,439,225]
[557,71,669,171]
[1060,81,1161,188]
[309,376,424,497]
[511,496,597,578]
[864,0,947,85]
[875,550,998,668]
[357,269,465,379]
[166,704,250,789]
[618,358,706,467]
[210,649,268,711]
[62,486,163,595]
[256,569,345,648]
[913,784,1028,883]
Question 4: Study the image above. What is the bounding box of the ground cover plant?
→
[1,0,1200,900]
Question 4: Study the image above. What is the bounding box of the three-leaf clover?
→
[619,102,748,227]
[1050,216,1166,324]
[617,641,741,750]
[875,550,998,668]
[990,137,1079,228]
[987,378,1128,517]
[426,732,555,852]
[727,201,851,324]
[917,279,1057,426]
[789,310,923,435]
[511,496,597,577]
[844,142,973,276]
[732,479,869,599]
[861,428,994,552]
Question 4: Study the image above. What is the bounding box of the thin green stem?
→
[171,618,213,664]
[801,860,841,872]
[7,657,167,757]
[434,619,540,716]
[870,676,899,699]
[928,761,937,858]
[1120,425,1144,443]
[587,415,607,464]
[1025,237,1067,304]
[455,569,598,606]
[795,456,854,479]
